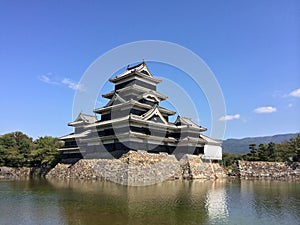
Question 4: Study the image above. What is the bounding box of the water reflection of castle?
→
[205,181,229,222]
[47,179,229,224]
[59,62,222,161]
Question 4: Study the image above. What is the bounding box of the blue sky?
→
[0,1,299,140]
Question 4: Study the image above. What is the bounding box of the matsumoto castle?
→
[59,62,222,162]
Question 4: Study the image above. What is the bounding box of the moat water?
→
[0,179,299,225]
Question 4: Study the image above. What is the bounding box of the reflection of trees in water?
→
[0,180,66,225]
[46,179,229,225]
[47,179,129,225]
[243,180,300,222]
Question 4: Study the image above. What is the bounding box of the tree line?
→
[222,134,300,169]
[0,131,63,168]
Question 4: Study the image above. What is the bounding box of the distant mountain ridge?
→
[222,133,299,154]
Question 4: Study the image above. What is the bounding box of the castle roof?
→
[175,116,207,131]
[125,61,153,77]
[94,99,176,116]
[140,105,168,125]
[68,113,97,126]
[104,93,127,107]
[59,130,91,140]
[200,134,222,146]
[109,62,161,84]
[102,84,168,100]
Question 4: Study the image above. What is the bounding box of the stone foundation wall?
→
[180,154,227,179]
[233,161,300,180]
[0,166,49,179]
[46,151,226,185]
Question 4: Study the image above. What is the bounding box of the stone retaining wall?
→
[232,161,300,180]
[180,154,227,179]
[46,151,226,185]
[0,166,49,179]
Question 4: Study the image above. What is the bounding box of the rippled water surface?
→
[0,179,299,225]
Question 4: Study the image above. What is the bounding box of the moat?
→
[0,179,299,225]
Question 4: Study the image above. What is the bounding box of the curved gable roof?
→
[175,116,207,131]
[104,93,127,107]
[68,113,97,126]
[141,105,168,125]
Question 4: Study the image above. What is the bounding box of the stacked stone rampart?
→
[0,166,49,179]
[46,151,226,185]
[232,161,300,180]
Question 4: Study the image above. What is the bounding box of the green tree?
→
[31,136,63,168]
[257,144,268,161]
[0,145,6,166]
[221,152,242,172]
[266,142,276,161]
[245,144,259,161]
[5,149,24,167]
[0,134,17,149]
[0,132,34,166]
[0,132,62,168]
[288,134,300,161]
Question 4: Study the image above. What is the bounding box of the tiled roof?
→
[104,93,126,107]
[116,61,153,78]
[59,130,91,140]
[102,84,167,100]
[79,113,97,123]
[94,100,175,115]
[68,113,97,126]
[109,62,161,83]
[175,116,206,131]
[200,134,222,146]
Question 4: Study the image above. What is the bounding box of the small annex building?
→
[59,62,222,163]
